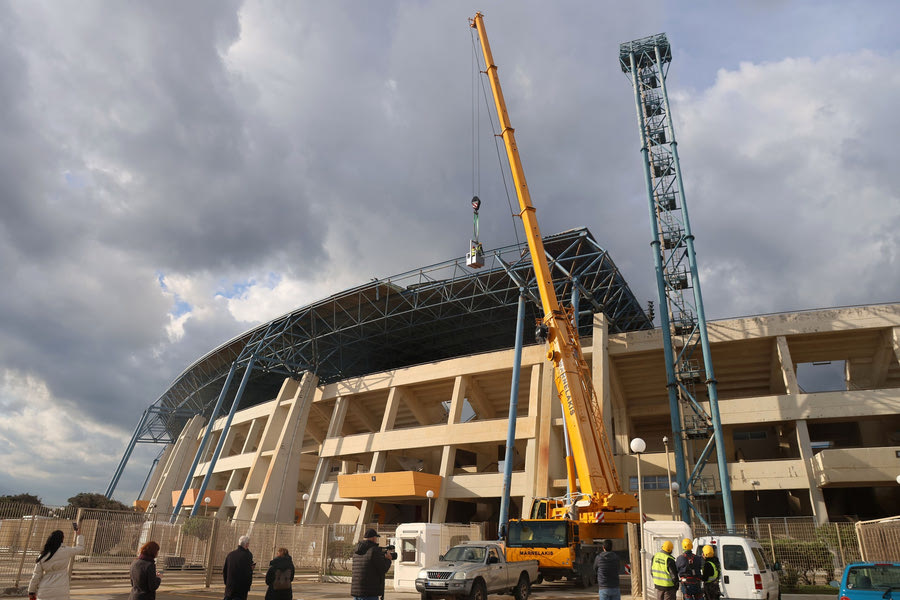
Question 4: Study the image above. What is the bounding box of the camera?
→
[382,544,397,560]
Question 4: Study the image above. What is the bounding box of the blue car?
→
[831,562,900,600]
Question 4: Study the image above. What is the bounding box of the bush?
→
[181,517,212,541]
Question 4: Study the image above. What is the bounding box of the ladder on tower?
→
[619,33,735,530]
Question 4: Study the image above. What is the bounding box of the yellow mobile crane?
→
[469,13,640,586]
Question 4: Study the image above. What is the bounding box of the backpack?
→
[272,567,292,591]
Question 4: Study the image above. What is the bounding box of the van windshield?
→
[723,545,748,571]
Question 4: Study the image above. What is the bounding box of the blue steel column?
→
[499,291,527,539]
[190,355,257,517]
[106,409,148,498]
[628,51,690,522]
[171,360,239,522]
[655,46,734,530]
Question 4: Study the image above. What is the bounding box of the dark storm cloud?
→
[0,1,897,505]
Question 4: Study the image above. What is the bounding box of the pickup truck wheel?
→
[514,573,531,600]
[468,579,487,600]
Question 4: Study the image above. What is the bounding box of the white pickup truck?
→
[415,541,540,600]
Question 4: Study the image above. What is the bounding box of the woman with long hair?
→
[28,524,84,600]
[264,547,295,600]
[128,540,162,600]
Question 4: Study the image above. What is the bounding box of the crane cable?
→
[470,26,522,250]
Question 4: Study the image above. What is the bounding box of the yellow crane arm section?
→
[470,13,635,513]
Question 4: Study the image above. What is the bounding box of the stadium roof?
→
[111,227,652,492]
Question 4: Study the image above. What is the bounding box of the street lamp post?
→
[630,437,647,594]
[203,496,211,517]
[426,490,434,523]
[670,482,680,521]
[663,435,676,519]
[301,493,310,524]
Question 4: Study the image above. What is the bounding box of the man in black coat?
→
[350,528,393,600]
[223,535,254,600]
[593,539,620,600]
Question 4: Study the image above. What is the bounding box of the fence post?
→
[319,524,329,582]
[834,523,845,567]
[273,523,279,559]
[628,522,642,599]
[855,522,866,561]
[205,517,220,589]
[13,513,38,589]
[767,524,776,564]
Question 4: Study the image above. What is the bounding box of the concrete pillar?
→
[592,314,615,451]
[776,336,800,395]
[795,419,829,524]
[354,387,402,539]
[522,364,543,518]
[432,376,467,523]
[148,415,205,515]
[306,396,349,524]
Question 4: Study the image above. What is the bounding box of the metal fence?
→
[856,515,900,562]
[0,503,486,594]
[691,518,863,589]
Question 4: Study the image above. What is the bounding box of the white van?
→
[695,535,780,600]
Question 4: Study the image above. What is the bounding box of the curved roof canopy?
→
[131,228,652,447]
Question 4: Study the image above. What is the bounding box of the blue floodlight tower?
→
[619,33,734,531]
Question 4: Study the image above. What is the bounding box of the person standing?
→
[128,541,162,600]
[675,538,704,600]
[28,524,84,600]
[223,535,254,600]
[593,539,620,600]
[350,528,393,600]
[651,540,678,600]
[701,545,721,600]
[264,547,295,600]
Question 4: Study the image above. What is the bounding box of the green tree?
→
[67,492,131,512]
[181,517,212,541]
[0,493,43,505]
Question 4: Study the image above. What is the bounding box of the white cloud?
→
[674,51,900,318]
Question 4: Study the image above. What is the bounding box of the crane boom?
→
[470,12,635,513]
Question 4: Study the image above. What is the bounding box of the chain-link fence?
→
[0,503,488,594]
[691,517,862,590]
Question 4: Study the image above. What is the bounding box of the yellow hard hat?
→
[682,538,693,551]
[662,540,674,553]
[702,545,714,558]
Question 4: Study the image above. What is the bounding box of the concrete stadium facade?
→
[140,302,900,531]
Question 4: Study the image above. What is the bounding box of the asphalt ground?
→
[65,579,616,600]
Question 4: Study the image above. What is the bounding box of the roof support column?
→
[354,387,402,540]
[432,376,467,524]
[306,396,348,524]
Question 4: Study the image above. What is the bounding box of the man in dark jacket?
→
[675,538,704,600]
[223,535,254,600]
[350,528,393,600]
[593,539,620,600]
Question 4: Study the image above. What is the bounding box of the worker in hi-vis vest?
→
[702,545,722,600]
[651,540,678,600]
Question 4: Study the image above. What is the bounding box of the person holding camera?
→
[28,522,84,600]
[350,528,393,600]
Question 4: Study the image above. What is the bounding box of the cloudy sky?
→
[1,1,897,506]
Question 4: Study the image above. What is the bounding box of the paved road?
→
[66,578,612,600]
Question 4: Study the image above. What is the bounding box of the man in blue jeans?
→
[594,539,620,600]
